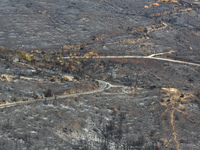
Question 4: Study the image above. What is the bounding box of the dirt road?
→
[64,53,200,67]
[0,80,111,109]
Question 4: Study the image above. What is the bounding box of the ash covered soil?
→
[0,0,200,150]
[0,59,99,103]
[0,83,200,150]
[0,0,200,62]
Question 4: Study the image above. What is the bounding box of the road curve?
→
[64,55,200,67]
[0,80,111,109]
[1,51,199,108]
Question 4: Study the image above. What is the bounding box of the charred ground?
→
[0,0,200,150]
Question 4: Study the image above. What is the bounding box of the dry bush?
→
[12,97,18,102]
[50,77,56,82]
[61,77,69,82]
[22,98,28,101]
[157,0,178,3]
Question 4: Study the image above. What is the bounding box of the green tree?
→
[42,54,49,66]
[17,49,26,62]
[0,47,10,60]
[57,54,64,64]
[50,54,57,68]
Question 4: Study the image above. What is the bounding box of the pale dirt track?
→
[0,80,111,109]
[64,54,200,67]
[1,51,199,108]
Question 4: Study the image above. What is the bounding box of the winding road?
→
[0,80,111,109]
[0,51,199,108]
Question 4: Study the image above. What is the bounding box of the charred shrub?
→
[12,96,18,102]
[33,92,39,99]
[44,88,53,97]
